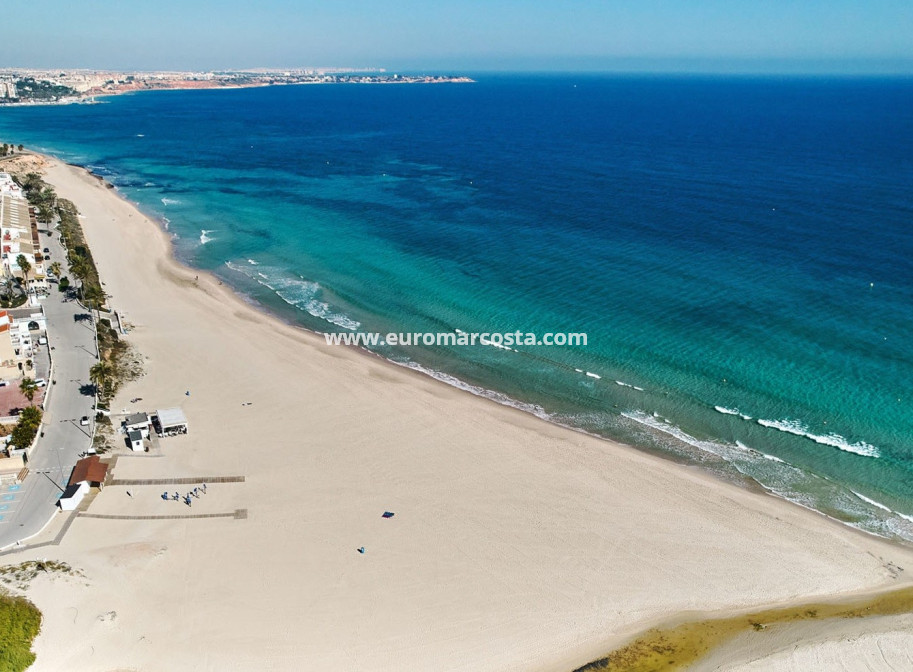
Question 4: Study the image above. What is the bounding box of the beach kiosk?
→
[127,429,144,452]
[124,411,151,439]
[69,455,109,489]
[155,407,188,437]
[58,481,89,511]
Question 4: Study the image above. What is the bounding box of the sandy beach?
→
[5,156,913,671]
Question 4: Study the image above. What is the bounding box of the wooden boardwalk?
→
[0,476,247,557]
[79,509,247,521]
[109,476,245,486]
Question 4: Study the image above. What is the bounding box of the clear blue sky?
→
[3,0,913,73]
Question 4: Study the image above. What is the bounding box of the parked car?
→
[34,378,46,387]
[80,416,90,426]
[43,247,50,253]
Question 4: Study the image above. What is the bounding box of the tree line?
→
[0,143,25,157]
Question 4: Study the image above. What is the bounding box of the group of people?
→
[161,483,207,507]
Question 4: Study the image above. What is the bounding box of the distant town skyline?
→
[3,0,913,74]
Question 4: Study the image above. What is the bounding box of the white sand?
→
[10,158,913,671]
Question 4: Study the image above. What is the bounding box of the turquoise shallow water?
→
[1,75,912,539]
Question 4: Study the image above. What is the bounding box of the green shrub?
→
[0,593,42,671]
[9,408,42,451]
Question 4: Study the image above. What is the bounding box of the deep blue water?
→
[2,75,912,539]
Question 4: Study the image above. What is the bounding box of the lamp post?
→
[34,469,64,493]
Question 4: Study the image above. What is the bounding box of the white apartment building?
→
[0,194,48,300]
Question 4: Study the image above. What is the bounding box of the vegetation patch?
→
[0,591,41,672]
[15,173,56,226]
[55,196,106,311]
[92,324,144,410]
[11,78,76,102]
[0,561,85,671]
[92,414,115,453]
[0,560,83,592]
[7,406,41,452]
[573,585,913,671]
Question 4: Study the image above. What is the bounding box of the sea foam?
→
[226,261,360,331]
[757,418,879,458]
[714,406,752,420]
[616,380,644,391]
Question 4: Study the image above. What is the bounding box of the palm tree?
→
[19,378,37,405]
[49,261,62,278]
[15,254,31,295]
[89,360,115,400]
[39,186,56,208]
[70,256,90,294]
[83,283,105,313]
[37,203,54,225]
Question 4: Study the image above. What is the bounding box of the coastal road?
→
[0,224,98,550]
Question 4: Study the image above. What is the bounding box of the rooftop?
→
[125,411,149,426]
[68,455,108,486]
[156,407,188,428]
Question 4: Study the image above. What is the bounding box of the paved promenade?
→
[0,224,98,550]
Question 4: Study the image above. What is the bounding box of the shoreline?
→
[53,154,913,552]
[7,153,913,671]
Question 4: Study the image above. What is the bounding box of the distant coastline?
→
[0,69,474,107]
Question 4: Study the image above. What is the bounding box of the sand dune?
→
[8,157,913,671]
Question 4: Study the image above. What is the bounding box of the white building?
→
[58,481,89,511]
[0,174,23,199]
[127,429,144,452]
[0,81,17,99]
[124,412,151,439]
[0,307,46,381]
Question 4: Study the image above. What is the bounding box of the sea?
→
[1,74,912,540]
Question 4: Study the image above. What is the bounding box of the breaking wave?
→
[756,418,880,458]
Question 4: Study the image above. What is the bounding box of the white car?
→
[80,416,90,426]
[34,378,46,388]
